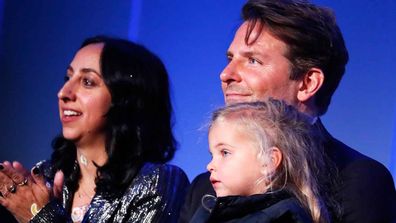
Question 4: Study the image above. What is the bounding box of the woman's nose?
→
[58,80,76,102]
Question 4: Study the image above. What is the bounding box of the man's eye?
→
[226,55,232,63]
[249,57,259,64]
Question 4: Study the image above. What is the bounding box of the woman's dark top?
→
[29,161,190,223]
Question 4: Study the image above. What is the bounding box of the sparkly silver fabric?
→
[29,162,189,223]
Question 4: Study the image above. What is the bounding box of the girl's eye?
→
[82,78,95,87]
[221,149,231,157]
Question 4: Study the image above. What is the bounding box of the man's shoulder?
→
[334,147,396,222]
[323,128,396,222]
[325,134,392,177]
[319,121,390,173]
[330,139,395,190]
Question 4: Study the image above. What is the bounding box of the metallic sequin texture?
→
[29,162,189,223]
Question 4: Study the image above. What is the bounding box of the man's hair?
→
[242,0,349,115]
[210,99,330,223]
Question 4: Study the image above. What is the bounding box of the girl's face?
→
[58,43,111,147]
[207,120,266,197]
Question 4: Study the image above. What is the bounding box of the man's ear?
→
[297,68,324,102]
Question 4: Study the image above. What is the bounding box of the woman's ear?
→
[297,68,324,102]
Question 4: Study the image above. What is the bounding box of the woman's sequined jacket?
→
[29,161,190,223]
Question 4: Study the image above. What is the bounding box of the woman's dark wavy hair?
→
[51,36,176,194]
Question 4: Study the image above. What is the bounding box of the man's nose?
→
[220,60,242,84]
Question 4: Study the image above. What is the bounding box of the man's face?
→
[221,22,301,105]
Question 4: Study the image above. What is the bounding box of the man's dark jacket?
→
[179,120,396,223]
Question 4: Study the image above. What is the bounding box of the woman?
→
[0,36,189,222]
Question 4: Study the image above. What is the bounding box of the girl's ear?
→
[268,146,283,170]
[260,147,283,186]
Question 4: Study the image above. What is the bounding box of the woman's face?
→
[58,43,112,146]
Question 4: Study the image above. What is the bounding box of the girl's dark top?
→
[190,190,312,223]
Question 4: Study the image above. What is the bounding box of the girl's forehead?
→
[211,120,259,141]
[211,118,243,130]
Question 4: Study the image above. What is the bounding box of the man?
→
[179,0,396,222]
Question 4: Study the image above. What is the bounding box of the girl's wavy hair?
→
[210,99,332,223]
[51,36,176,194]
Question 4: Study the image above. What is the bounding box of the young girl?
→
[191,99,330,223]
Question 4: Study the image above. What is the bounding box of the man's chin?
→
[225,96,253,105]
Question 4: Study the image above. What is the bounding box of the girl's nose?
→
[206,159,215,172]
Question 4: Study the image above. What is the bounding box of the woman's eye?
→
[82,78,95,87]
[63,76,70,82]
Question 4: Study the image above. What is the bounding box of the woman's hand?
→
[0,161,62,223]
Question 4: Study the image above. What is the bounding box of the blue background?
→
[0,0,395,182]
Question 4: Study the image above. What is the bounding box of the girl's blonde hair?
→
[210,99,330,223]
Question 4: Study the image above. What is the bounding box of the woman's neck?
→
[70,139,108,219]
[75,136,108,181]
[72,145,107,205]
[76,147,107,177]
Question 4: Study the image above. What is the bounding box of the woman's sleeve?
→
[29,161,71,223]
[29,200,70,223]
[123,164,190,223]
[153,164,190,222]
